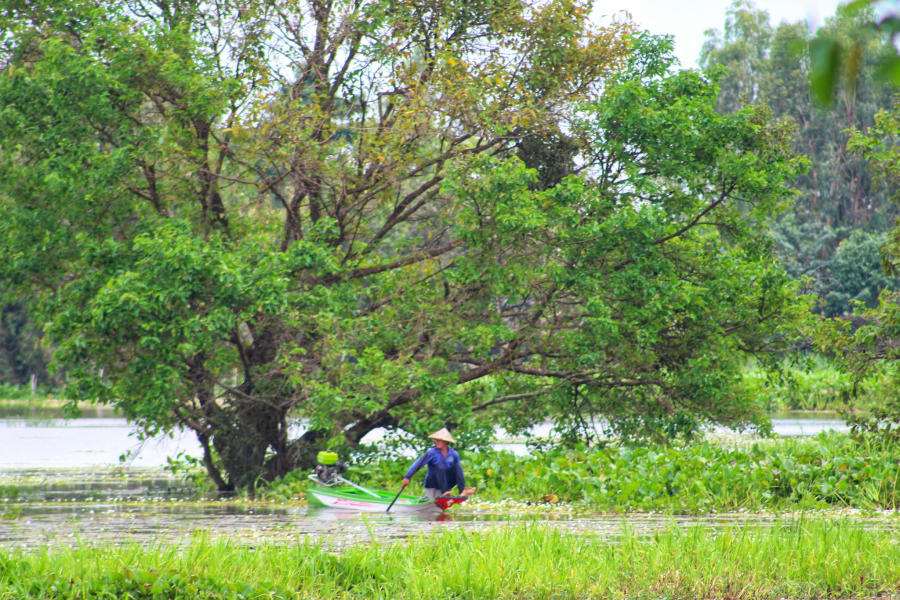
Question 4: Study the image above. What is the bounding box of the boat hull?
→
[306,486,466,513]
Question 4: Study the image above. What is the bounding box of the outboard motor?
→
[313,450,347,485]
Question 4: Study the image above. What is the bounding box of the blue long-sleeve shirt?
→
[404,447,466,494]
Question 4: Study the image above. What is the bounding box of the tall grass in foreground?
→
[1,520,898,599]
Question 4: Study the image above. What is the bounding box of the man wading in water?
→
[402,428,476,500]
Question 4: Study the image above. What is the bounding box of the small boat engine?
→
[313,450,347,485]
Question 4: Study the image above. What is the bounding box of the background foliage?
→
[701,0,899,318]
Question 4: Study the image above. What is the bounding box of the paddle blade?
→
[385,484,407,513]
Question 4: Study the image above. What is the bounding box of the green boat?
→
[306,485,466,513]
[306,451,467,514]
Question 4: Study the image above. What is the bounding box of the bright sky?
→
[593,0,847,68]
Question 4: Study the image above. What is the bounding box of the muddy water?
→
[0,475,774,550]
[1,467,896,551]
[0,405,860,549]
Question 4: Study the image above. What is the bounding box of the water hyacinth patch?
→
[462,434,900,512]
[264,432,900,513]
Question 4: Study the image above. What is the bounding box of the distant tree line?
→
[700,0,899,318]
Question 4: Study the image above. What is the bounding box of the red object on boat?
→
[435,495,468,510]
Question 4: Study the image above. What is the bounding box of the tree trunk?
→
[210,402,289,490]
[281,428,330,473]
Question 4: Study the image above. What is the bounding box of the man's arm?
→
[403,450,431,480]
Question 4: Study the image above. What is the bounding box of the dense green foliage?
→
[806,0,900,106]
[0,303,51,387]
[0,0,628,489]
[263,433,900,512]
[0,383,36,402]
[743,364,850,412]
[0,0,808,490]
[742,355,900,412]
[701,1,899,317]
[1,522,899,599]
[821,229,897,317]
[816,101,900,440]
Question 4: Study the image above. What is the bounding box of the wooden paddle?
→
[386,452,427,513]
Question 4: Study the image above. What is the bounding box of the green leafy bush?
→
[0,383,35,401]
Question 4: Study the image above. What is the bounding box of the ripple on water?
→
[1,468,897,550]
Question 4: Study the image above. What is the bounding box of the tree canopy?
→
[0,302,51,387]
[0,0,808,489]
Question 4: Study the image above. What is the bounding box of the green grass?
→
[1,520,898,599]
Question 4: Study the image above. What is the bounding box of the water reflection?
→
[0,418,201,469]
[0,468,205,503]
[306,507,452,522]
[5,492,898,551]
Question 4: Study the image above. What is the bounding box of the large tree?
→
[0,1,806,489]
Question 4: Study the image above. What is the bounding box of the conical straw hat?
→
[428,427,456,443]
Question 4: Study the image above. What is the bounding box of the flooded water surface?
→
[0,467,805,550]
[2,466,898,551]
[0,407,850,469]
[0,404,868,550]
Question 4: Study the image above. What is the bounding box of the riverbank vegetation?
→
[742,356,896,413]
[0,384,51,403]
[261,432,900,513]
[1,521,898,599]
